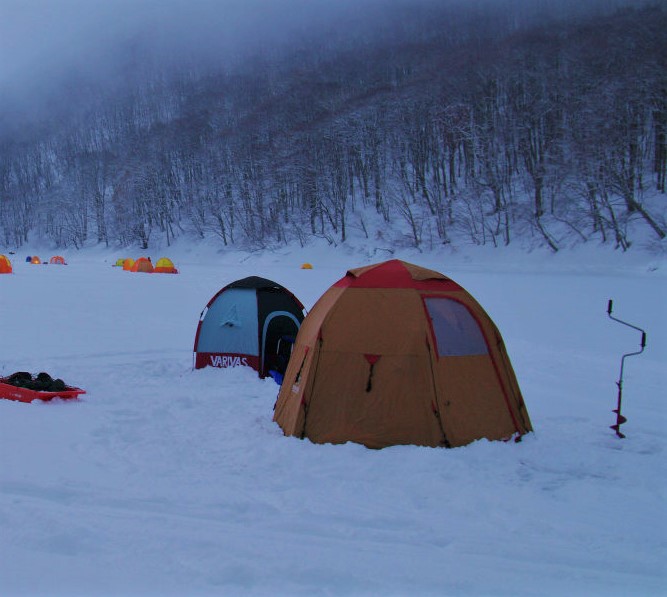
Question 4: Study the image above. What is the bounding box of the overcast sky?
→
[0,0,645,125]
[0,0,648,84]
[0,0,393,118]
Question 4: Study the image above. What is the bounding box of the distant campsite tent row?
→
[24,256,67,265]
[115,257,178,273]
[193,260,532,450]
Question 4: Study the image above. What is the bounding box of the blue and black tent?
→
[193,276,305,382]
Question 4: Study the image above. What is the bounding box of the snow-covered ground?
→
[0,241,665,596]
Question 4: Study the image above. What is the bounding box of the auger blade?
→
[612,411,628,425]
[610,424,626,439]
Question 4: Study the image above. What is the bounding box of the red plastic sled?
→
[0,380,86,403]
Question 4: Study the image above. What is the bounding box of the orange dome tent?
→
[130,257,154,273]
[30,256,41,264]
[49,256,67,265]
[0,254,12,274]
[301,263,313,269]
[153,257,178,274]
[273,259,532,449]
[122,258,135,271]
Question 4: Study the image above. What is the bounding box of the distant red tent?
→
[49,255,67,265]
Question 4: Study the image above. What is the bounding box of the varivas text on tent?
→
[209,355,249,368]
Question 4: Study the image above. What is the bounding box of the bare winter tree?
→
[0,1,664,251]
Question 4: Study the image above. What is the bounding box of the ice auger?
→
[606,300,647,438]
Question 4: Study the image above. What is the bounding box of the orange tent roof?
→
[0,254,12,274]
[130,257,154,273]
[122,258,135,271]
[30,256,41,264]
[49,255,66,265]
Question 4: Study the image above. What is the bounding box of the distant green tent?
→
[114,258,126,267]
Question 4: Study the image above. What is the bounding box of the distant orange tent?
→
[153,257,178,274]
[0,254,12,274]
[49,256,67,265]
[131,257,154,273]
[30,256,41,264]
[122,258,135,271]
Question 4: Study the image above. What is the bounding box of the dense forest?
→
[1,0,665,252]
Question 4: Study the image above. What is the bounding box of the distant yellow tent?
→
[114,258,126,267]
[122,258,135,271]
[49,255,67,265]
[31,256,41,265]
[301,263,313,269]
[0,254,12,274]
[153,257,178,274]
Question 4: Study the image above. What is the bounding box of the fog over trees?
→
[0,0,665,252]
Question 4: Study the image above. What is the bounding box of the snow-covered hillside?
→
[0,242,665,596]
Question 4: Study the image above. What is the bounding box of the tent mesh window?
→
[424,298,488,357]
